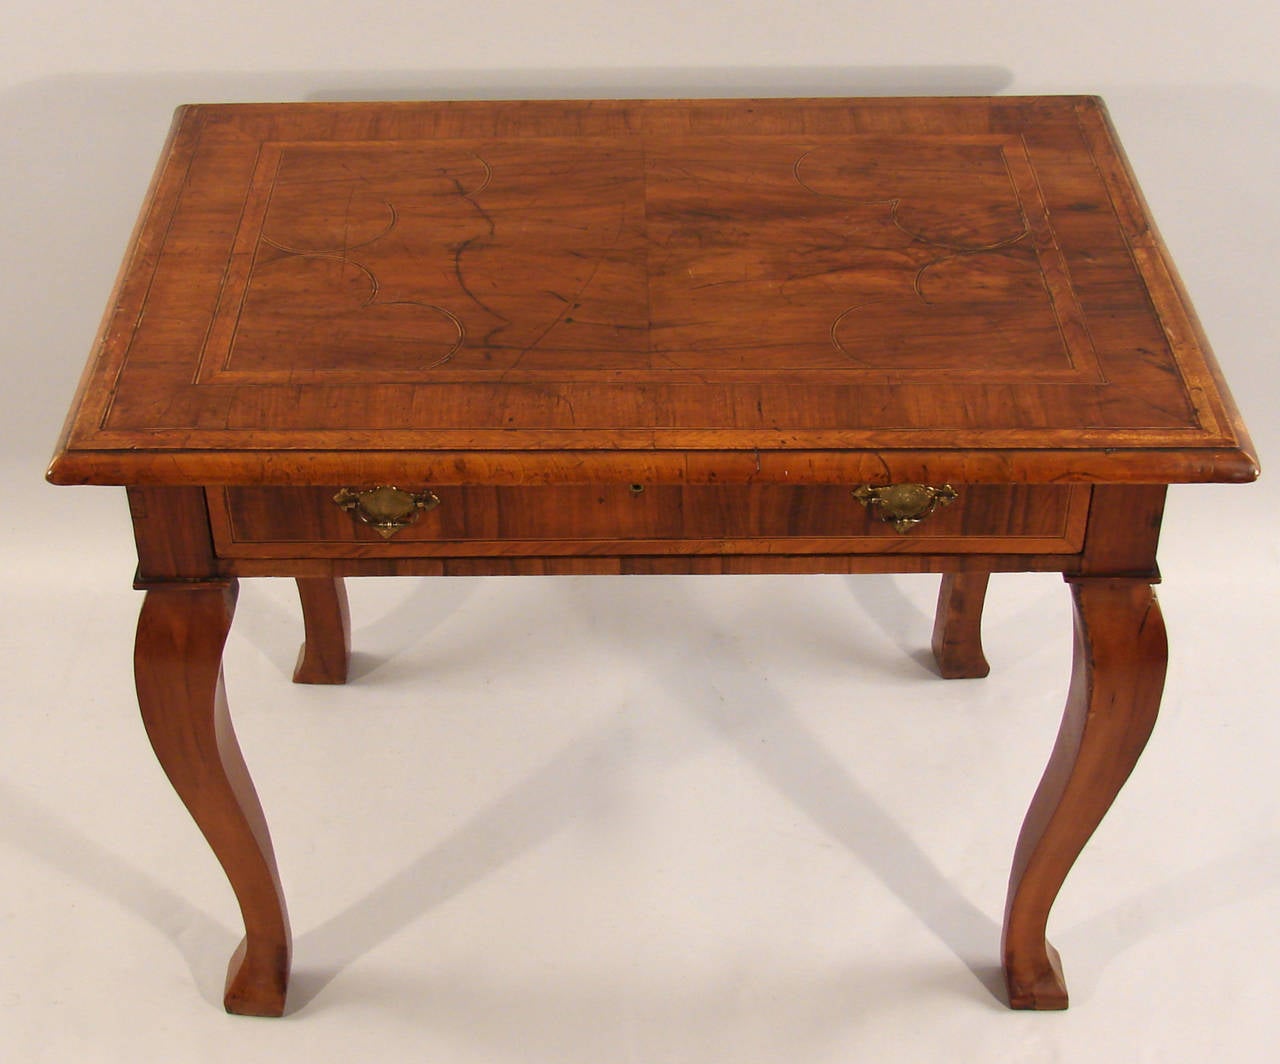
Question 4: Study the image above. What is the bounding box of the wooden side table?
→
[48,97,1257,1016]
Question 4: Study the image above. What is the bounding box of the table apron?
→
[206,483,1091,560]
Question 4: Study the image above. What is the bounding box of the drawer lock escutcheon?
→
[853,483,958,533]
[333,485,441,538]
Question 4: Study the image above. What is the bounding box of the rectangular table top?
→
[48,96,1256,487]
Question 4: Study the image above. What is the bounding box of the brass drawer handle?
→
[853,483,958,533]
[333,485,441,538]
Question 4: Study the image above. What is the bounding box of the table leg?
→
[1002,577,1166,1008]
[292,576,351,684]
[931,573,991,678]
[134,580,291,1016]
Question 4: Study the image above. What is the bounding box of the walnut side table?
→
[48,97,1257,1015]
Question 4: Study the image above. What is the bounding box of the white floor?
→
[3,485,1277,1062]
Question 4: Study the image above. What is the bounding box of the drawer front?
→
[208,484,1090,558]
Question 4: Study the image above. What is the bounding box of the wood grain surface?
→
[48,97,1256,487]
[207,482,1090,558]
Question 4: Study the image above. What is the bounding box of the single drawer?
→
[207,483,1091,558]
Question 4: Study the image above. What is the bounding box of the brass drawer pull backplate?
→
[333,485,441,538]
[853,483,958,532]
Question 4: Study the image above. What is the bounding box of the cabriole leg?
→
[931,572,991,678]
[134,580,291,1016]
[1002,577,1166,1009]
[292,576,351,684]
